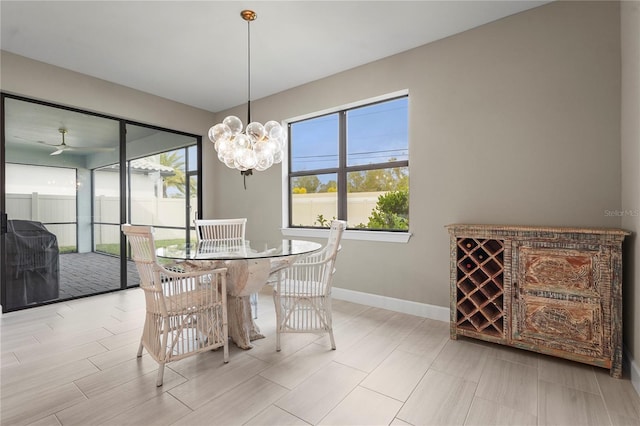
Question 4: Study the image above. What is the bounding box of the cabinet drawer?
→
[514,295,604,358]
[518,247,597,296]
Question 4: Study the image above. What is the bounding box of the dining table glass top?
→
[156,239,322,261]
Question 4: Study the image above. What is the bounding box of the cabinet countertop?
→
[446,223,630,237]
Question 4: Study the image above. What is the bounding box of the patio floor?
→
[58,252,140,300]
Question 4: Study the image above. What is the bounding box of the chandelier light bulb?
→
[209,115,285,172]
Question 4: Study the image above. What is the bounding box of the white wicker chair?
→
[194,218,247,242]
[122,224,229,387]
[273,220,346,351]
[194,218,259,319]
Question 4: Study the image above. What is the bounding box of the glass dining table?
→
[156,238,322,349]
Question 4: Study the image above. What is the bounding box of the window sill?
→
[281,227,412,243]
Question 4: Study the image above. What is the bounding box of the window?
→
[288,96,409,231]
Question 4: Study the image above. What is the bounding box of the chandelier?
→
[208,10,286,184]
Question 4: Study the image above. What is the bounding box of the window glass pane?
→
[290,173,338,227]
[347,166,409,230]
[189,174,198,226]
[45,224,77,253]
[158,150,188,227]
[127,149,188,228]
[290,113,339,171]
[93,166,122,293]
[187,145,198,172]
[94,167,120,227]
[93,224,121,256]
[347,97,408,166]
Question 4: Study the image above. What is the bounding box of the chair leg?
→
[326,298,335,350]
[273,291,282,351]
[329,329,336,350]
[275,314,282,352]
[156,363,165,387]
[137,340,144,357]
[273,289,282,352]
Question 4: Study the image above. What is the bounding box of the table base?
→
[227,295,264,349]
[185,256,298,349]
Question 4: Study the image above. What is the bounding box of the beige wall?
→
[621,0,640,374]
[0,51,215,133]
[2,1,635,370]
[0,50,216,184]
[213,0,623,306]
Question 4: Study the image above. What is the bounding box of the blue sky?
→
[290,97,408,172]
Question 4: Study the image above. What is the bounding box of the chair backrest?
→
[281,220,346,297]
[303,220,346,264]
[121,224,157,289]
[194,218,247,242]
[325,220,346,257]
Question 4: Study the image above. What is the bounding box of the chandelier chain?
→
[247,18,251,124]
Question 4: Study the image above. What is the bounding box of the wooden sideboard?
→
[446,224,630,378]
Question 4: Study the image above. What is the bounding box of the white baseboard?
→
[626,346,640,398]
[332,287,449,323]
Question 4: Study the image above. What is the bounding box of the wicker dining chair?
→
[194,218,247,242]
[122,224,229,386]
[272,220,346,351]
[194,218,259,319]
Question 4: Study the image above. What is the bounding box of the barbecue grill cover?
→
[5,220,60,309]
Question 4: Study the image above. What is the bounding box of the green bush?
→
[367,190,409,230]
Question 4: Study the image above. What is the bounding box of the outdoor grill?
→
[4,220,59,309]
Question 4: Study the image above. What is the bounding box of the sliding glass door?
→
[1,94,201,312]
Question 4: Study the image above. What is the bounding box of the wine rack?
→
[455,238,504,337]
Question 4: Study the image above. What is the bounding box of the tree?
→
[319,180,337,192]
[159,152,192,198]
[367,189,409,230]
[292,175,321,193]
[347,167,408,193]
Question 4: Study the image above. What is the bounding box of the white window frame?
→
[280,90,411,243]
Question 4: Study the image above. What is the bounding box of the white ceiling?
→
[1,1,551,114]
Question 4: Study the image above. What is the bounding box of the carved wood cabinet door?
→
[512,244,610,360]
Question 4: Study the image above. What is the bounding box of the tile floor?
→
[1,287,639,425]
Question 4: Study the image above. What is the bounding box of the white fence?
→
[6,191,386,248]
[6,193,193,247]
[291,192,382,227]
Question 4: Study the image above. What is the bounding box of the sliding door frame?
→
[0,93,203,312]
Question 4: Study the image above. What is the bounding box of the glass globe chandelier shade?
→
[208,9,286,177]
[209,116,286,172]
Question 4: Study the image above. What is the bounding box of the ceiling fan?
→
[19,128,116,156]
